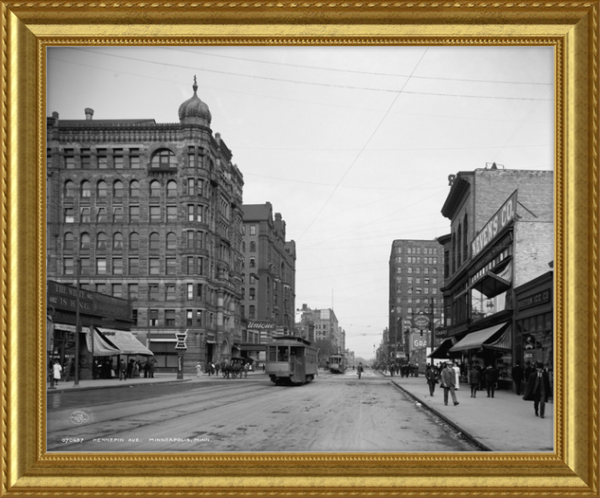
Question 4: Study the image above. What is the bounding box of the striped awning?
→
[96,327,153,356]
[484,326,512,351]
[449,323,509,352]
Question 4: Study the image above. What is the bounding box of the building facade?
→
[438,166,553,383]
[241,203,296,344]
[46,80,245,373]
[389,239,445,365]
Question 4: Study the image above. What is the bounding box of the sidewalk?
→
[47,370,268,393]
[381,372,554,452]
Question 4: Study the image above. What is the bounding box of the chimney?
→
[51,111,59,126]
[84,108,94,120]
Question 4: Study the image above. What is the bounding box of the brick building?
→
[241,203,296,344]
[46,79,245,374]
[389,239,445,366]
[436,165,553,383]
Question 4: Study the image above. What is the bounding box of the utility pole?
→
[74,256,81,386]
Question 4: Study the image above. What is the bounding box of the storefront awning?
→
[449,323,509,353]
[85,329,121,356]
[484,326,512,351]
[472,261,512,298]
[96,327,153,356]
[428,338,455,359]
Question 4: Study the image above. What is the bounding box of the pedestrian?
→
[243,362,249,378]
[469,364,480,398]
[485,364,498,398]
[512,362,524,395]
[524,361,534,382]
[262,363,265,373]
[149,358,155,378]
[143,360,150,378]
[425,363,438,396]
[52,360,62,384]
[119,359,127,380]
[452,362,461,390]
[523,362,552,418]
[440,362,459,406]
[357,362,364,380]
[195,362,202,377]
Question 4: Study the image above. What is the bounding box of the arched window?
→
[150,180,161,197]
[129,180,140,197]
[63,232,74,251]
[113,180,124,198]
[166,181,177,198]
[97,232,107,250]
[249,241,256,252]
[166,232,177,250]
[113,232,123,250]
[149,232,160,251]
[81,180,91,197]
[80,232,91,251]
[151,149,176,169]
[129,232,139,251]
[64,180,75,198]
[97,180,108,198]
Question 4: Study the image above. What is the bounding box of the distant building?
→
[437,166,553,383]
[389,239,445,364]
[46,79,245,373]
[296,305,344,353]
[241,203,296,344]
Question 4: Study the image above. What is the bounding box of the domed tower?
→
[179,76,212,127]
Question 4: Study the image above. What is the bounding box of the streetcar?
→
[265,336,318,385]
[328,354,346,374]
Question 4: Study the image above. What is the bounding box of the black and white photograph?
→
[45,46,554,453]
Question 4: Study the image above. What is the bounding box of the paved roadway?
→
[47,368,479,453]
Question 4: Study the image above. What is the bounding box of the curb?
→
[390,379,492,452]
[47,377,192,394]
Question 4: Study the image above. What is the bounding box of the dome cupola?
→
[179,76,212,126]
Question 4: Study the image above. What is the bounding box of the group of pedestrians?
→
[425,362,460,406]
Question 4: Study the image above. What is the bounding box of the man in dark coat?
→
[440,363,459,406]
[484,364,499,398]
[512,362,524,395]
[523,362,552,418]
[425,364,439,396]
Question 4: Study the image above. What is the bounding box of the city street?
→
[47,369,478,452]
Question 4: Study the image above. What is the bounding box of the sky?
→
[46,46,554,360]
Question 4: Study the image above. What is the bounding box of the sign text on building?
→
[247,321,275,330]
[471,190,518,259]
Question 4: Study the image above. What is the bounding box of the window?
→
[167,181,177,198]
[80,149,91,169]
[129,148,140,169]
[81,181,91,197]
[167,206,177,222]
[187,310,193,326]
[80,232,91,251]
[132,309,138,325]
[249,274,256,284]
[249,225,256,235]
[148,285,159,301]
[187,231,194,249]
[165,309,176,326]
[187,146,195,167]
[166,258,177,275]
[63,232,74,251]
[128,257,139,275]
[96,232,107,250]
[128,284,138,300]
[129,180,140,197]
[148,232,160,251]
[80,258,90,275]
[166,232,177,250]
[96,258,106,275]
[249,288,256,300]
[64,208,75,223]
[96,208,107,223]
[112,283,122,298]
[188,205,194,221]
[112,258,123,275]
[249,305,255,319]
[197,284,203,299]
[150,180,161,197]
[97,149,108,169]
[187,283,194,300]
[151,149,176,169]
[113,149,124,169]
[113,207,124,223]
[198,257,204,275]
[150,206,161,222]
[64,149,75,169]
[249,258,256,268]
[196,310,202,326]
[149,309,159,326]
[196,206,202,223]
[165,285,176,301]
[113,180,124,198]
[187,178,195,196]
[149,258,160,275]
[96,283,107,294]
[129,232,139,251]
[250,241,256,252]
[129,206,140,222]
[64,180,76,198]
[63,258,74,275]
[97,180,108,198]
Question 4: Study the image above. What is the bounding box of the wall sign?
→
[471,190,518,259]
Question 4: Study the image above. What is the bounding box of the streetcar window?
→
[277,346,289,361]
[291,347,303,358]
[268,346,277,362]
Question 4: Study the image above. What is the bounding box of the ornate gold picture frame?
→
[1,2,598,496]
